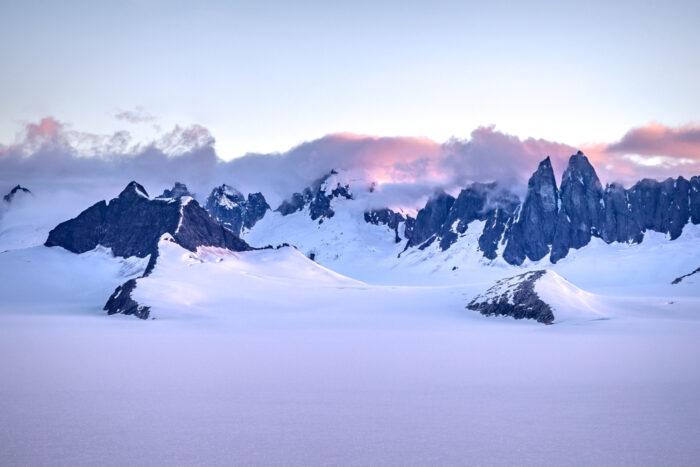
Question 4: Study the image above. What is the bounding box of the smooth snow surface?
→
[1,190,700,466]
[535,270,608,322]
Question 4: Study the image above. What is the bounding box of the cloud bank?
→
[1,117,698,210]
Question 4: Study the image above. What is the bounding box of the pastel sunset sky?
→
[1,0,698,201]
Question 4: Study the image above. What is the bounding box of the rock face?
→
[276,170,353,221]
[46,181,251,261]
[501,152,699,265]
[503,157,559,264]
[467,270,555,324]
[157,182,194,200]
[550,151,605,263]
[407,191,455,249]
[45,181,253,319]
[690,177,700,224]
[3,185,31,203]
[599,183,644,244]
[205,184,270,234]
[364,208,412,243]
[401,184,519,259]
[102,279,151,319]
[626,177,692,241]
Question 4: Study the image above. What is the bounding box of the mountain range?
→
[3,150,697,323]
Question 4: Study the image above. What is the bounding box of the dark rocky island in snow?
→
[467,270,555,324]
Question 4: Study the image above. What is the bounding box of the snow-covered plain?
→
[1,193,700,466]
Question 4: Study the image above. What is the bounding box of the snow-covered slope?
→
[467,270,607,324]
[131,235,367,320]
[534,270,608,322]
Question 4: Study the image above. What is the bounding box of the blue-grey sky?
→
[1,0,698,159]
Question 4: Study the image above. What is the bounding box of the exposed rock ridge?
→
[45,181,253,319]
[157,182,194,200]
[672,266,700,285]
[3,185,32,203]
[276,170,353,221]
[400,184,520,259]
[504,152,699,265]
[364,208,412,243]
[466,270,555,324]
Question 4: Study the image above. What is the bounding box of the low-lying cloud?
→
[1,117,698,210]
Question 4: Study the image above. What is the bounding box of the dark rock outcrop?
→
[46,181,251,261]
[550,152,605,263]
[3,185,31,203]
[364,208,411,243]
[407,191,455,249]
[401,184,520,259]
[502,152,698,265]
[690,176,700,225]
[103,279,151,319]
[671,266,700,285]
[503,157,559,264]
[276,170,353,221]
[627,176,691,241]
[244,193,271,229]
[205,184,270,234]
[599,182,643,244]
[157,182,194,200]
[46,181,253,319]
[467,270,554,324]
[478,190,520,260]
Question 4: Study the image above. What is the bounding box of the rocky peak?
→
[46,181,251,262]
[503,156,559,264]
[204,184,270,234]
[3,184,32,203]
[276,169,353,221]
[550,151,604,262]
[118,181,150,201]
[407,191,455,249]
[364,208,411,243]
[158,182,194,200]
[46,181,253,319]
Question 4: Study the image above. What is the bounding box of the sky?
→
[1,0,699,156]
[0,0,699,206]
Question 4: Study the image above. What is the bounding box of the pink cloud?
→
[580,122,700,186]
[605,122,700,159]
[1,117,699,207]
